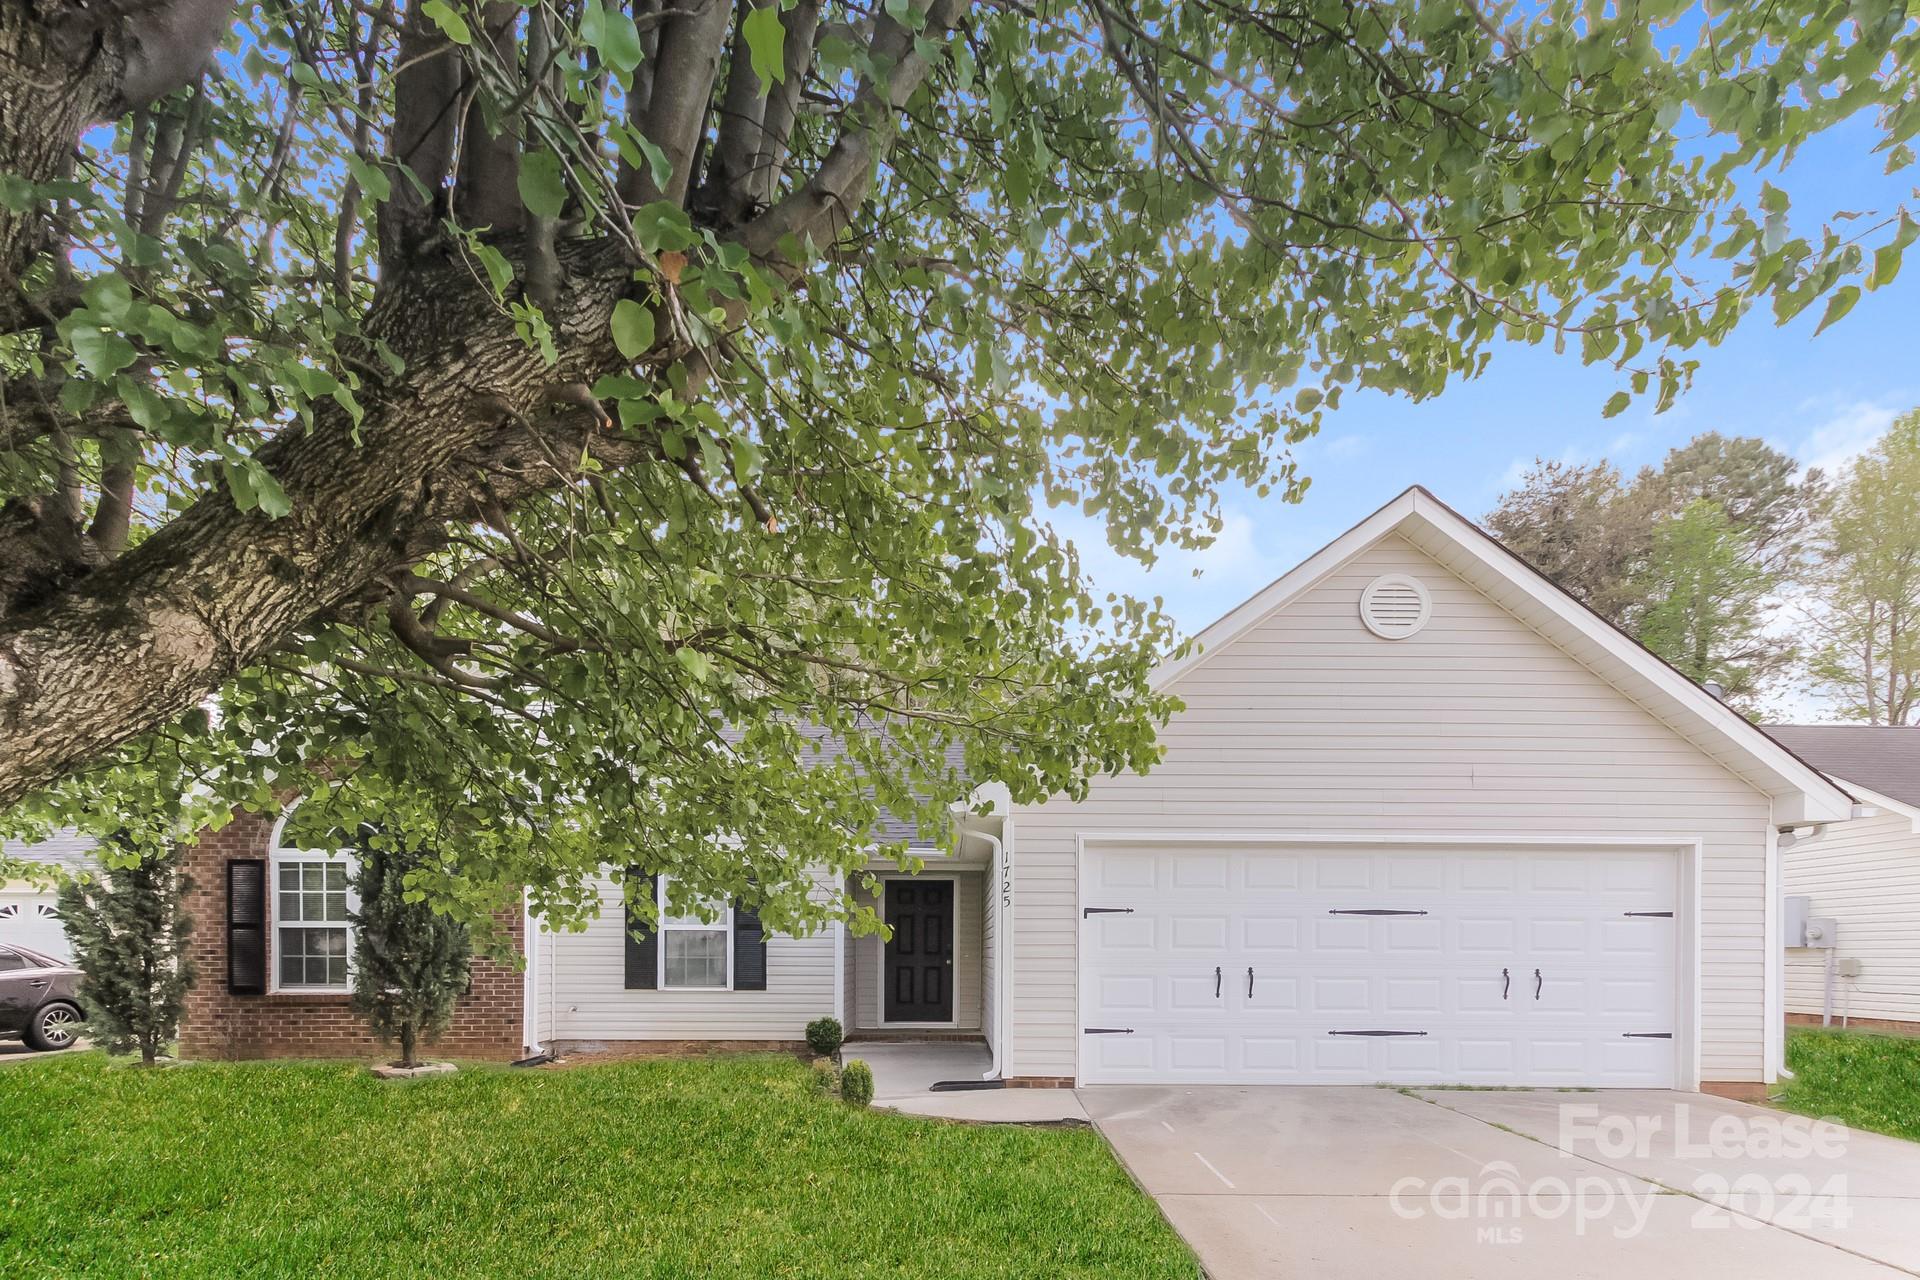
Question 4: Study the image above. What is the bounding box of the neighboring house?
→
[181,487,1857,1094]
[0,830,93,962]
[1761,725,1920,1035]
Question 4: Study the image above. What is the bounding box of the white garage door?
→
[0,891,73,963]
[1080,846,1678,1087]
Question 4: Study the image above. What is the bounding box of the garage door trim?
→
[1074,832,1701,1090]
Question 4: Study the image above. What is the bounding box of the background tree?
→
[1,3,1915,931]
[1631,498,1785,704]
[1490,433,1812,705]
[1637,432,1821,573]
[55,840,194,1066]
[349,841,473,1068]
[1485,459,1655,626]
[1803,410,1920,723]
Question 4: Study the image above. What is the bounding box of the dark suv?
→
[0,944,83,1051]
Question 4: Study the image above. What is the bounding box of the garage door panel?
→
[1081,846,1679,1087]
[1171,915,1230,950]
[1239,915,1300,952]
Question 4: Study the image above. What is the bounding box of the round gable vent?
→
[1360,574,1431,639]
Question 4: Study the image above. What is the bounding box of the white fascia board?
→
[1821,777,1920,835]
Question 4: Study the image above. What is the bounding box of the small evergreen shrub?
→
[805,1016,843,1056]
[840,1059,874,1107]
[350,843,472,1068]
[58,840,194,1066]
[810,1059,840,1095]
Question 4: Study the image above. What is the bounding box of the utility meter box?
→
[1785,895,1812,947]
[1804,917,1839,949]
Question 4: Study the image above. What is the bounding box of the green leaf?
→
[1869,214,1919,290]
[82,275,132,323]
[250,467,293,518]
[743,4,786,88]
[1602,390,1631,419]
[346,154,391,203]
[517,150,568,220]
[1812,285,1860,337]
[420,0,471,44]
[70,326,137,377]
[611,299,656,359]
[598,8,644,75]
[674,647,714,682]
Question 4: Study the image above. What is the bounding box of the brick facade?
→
[176,812,526,1061]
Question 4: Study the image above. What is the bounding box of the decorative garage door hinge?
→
[1328,908,1428,916]
[1083,1027,1135,1035]
[1623,911,1674,918]
[1622,1032,1673,1039]
[1328,1029,1429,1037]
[1082,907,1134,917]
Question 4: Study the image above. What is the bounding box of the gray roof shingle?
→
[1,828,99,876]
[1761,725,1920,808]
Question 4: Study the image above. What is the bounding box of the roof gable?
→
[1155,486,1854,825]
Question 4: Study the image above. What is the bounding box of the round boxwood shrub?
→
[840,1059,874,1107]
[805,1016,844,1056]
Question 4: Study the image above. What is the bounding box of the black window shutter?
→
[227,859,267,996]
[732,899,767,992]
[623,870,658,990]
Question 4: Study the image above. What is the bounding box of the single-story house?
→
[179,487,1856,1094]
[0,831,93,962]
[1761,724,1920,1035]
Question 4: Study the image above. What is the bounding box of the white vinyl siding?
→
[538,871,834,1041]
[849,870,984,1030]
[1784,807,1920,1025]
[1007,535,1773,1084]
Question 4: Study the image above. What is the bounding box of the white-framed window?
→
[271,850,357,992]
[659,877,731,990]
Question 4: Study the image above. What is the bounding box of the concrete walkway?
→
[1084,1085,1920,1280]
[843,1041,1088,1123]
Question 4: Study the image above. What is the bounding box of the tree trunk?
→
[0,2,231,329]
[0,239,634,807]
[400,1020,417,1070]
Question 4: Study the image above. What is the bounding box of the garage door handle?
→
[1247,967,1254,998]
[1533,968,1542,1000]
[1502,967,1510,1000]
[1329,1030,1428,1037]
[1214,966,1221,998]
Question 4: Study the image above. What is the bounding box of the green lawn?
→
[0,1053,1195,1279]
[1775,1028,1920,1142]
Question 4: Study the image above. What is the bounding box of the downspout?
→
[972,828,1007,1080]
[522,888,542,1056]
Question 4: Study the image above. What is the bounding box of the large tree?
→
[1632,497,1785,703]
[1,3,1915,927]
[1805,409,1920,724]
[1485,459,1655,626]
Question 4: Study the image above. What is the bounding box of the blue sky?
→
[1062,112,1920,647]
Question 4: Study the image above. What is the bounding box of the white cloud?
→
[1796,396,1906,476]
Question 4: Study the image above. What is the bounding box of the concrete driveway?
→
[1083,1085,1920,1279]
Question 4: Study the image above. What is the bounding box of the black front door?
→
[883,879,954,1022]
